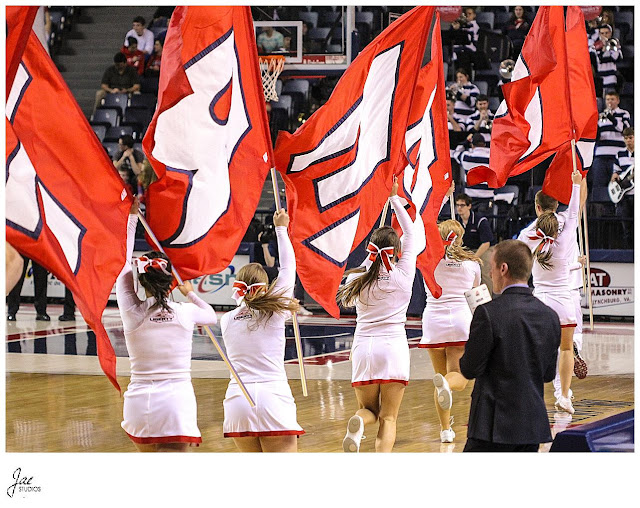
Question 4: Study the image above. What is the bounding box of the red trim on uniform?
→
[352,379,409,387]
[125,432,202,445]
[418,341,467,349]
[223,430,305,438]
[561,323,577,328]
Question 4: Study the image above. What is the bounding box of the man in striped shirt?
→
[591,91,631,187]
[611,127,634,248]
[465,94,494,147]
[450,7,480,74]
[451,68,480,122]
[455,133,493,200]
[589,24,622,93]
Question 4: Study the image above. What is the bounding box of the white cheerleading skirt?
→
[223,380,304,438]
[121,378,202,446]
[351,333,410,387]
[420,303,472,348]
[533,289,577,328]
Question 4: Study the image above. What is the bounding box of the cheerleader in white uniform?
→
[337,178,418,453]
[221,209,303,453]
[118,200,218,452]
[521,169,584,414]
[517,184,589,402]
[420,219,481,443]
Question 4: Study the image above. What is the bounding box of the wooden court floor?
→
[6,372,634,453]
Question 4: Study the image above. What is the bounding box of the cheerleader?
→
[338,177,418,453]
[220,209,304,452]
[420,219,482,443]
[118,199,218,452]
[521,169,584,414]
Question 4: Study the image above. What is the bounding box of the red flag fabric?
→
[394,13,452,299]
[6,32,132,391]
[143,6,272,280]
[6,6,38,98]
[274,7,434,317]
[541,6,599,203]
[467,7,574,197]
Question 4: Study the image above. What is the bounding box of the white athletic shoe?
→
[342,415,364,453]
[554,395,575,415]
[433,373,452,410]
[440,417,455,443]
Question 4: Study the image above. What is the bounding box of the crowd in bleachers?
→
[51,6,633,252]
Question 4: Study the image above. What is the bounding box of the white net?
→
[259,56,285,102]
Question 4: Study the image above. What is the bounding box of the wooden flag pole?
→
[379,199,390,228]
[136,211,255,407]
[570,141,588,294]
[270,168,308,397]
[583,204,594,330]
[450,194,455,221]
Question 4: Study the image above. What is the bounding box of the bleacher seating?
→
[91,108,119,127]
[104,125,134,142]
[101,93,128,117]
[102,141,120,159]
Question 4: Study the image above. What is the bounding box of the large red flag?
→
[467,7,574,197]
[6,6,38,98]
[143,6,272,280]
[274,7,434,317]
[6,32,132,391]
[394,13,452,299]
[541,5,599,203]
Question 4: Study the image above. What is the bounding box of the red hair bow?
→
[443,231,458,246]
[232,281,267,304]
[527,228,555,253]
[366,242,395,272]
[135,256,171,276]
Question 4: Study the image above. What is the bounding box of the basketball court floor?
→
[5,302,634,453]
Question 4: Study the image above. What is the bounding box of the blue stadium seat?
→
[283,79,310,101]
[101,93,128,117]
[271,94,292,118]
[104,125,134,142]
[91,108,119,127]
[90,124,107,142]
[102,142,120,159]
[475,80,489,96]
[298,11,318,28]
[124,106,152,129]
[319,10,342,27]
[129,93,157,110]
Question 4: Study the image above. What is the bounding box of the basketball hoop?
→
[259,55,285,102]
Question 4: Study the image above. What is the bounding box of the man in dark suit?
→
[460,239,561,452]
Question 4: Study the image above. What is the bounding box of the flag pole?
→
[270,168,308,397]
[136,211,256,407]
[571,141,588,293]
[450,194,455,221]
[379,199,390,227]
[582,204,594,330]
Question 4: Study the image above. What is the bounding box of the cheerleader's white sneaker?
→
[440,428,456,443]
[554,395,575,415]
[433,373,452,410]
[342,415,364,453]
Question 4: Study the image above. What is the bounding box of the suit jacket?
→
[460,286,561,445]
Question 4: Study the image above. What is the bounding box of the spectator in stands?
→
[449,7,480,75]
[124,16,154,55]
[447,98,465,133]
[592,90,631,187]
[450,68,480,122]
[136,159,158,205]
[587,9,615,47]
[466,94,494,146]
[455,133,493,201]
[454,192,494,293]
[611,127,634,248]
[94,52,141,113]
[150,6,175,27]
[503,6,530,59]
[257,26,285,54]
[121,36,145,75]
[589,24,623,94]
[142,37,163,94]
[114,134,144,195]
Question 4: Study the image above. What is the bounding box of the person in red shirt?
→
[121,37,145,76]
[145,38,163,77]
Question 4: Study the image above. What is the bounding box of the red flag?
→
[467,7,574,195]
[274,7,434,318]
[541,6,599,203]
[143,6,272,280]
[6,6,38,98]
[6,32,132,391]
[394,13,452,299]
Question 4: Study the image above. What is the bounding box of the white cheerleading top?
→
[116,215,218,381]
[220,226,295,384]
[425,257,481,307]
[520,184,581,292]
[347,195,421,337]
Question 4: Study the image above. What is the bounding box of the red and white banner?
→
[394,13,452,299]
[275,7,434,317]
[6,28,132,391]
[467,6,597,204]
[143,6,272,280]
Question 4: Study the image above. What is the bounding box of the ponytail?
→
[438,219,482,265]
[529,212,559,271]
